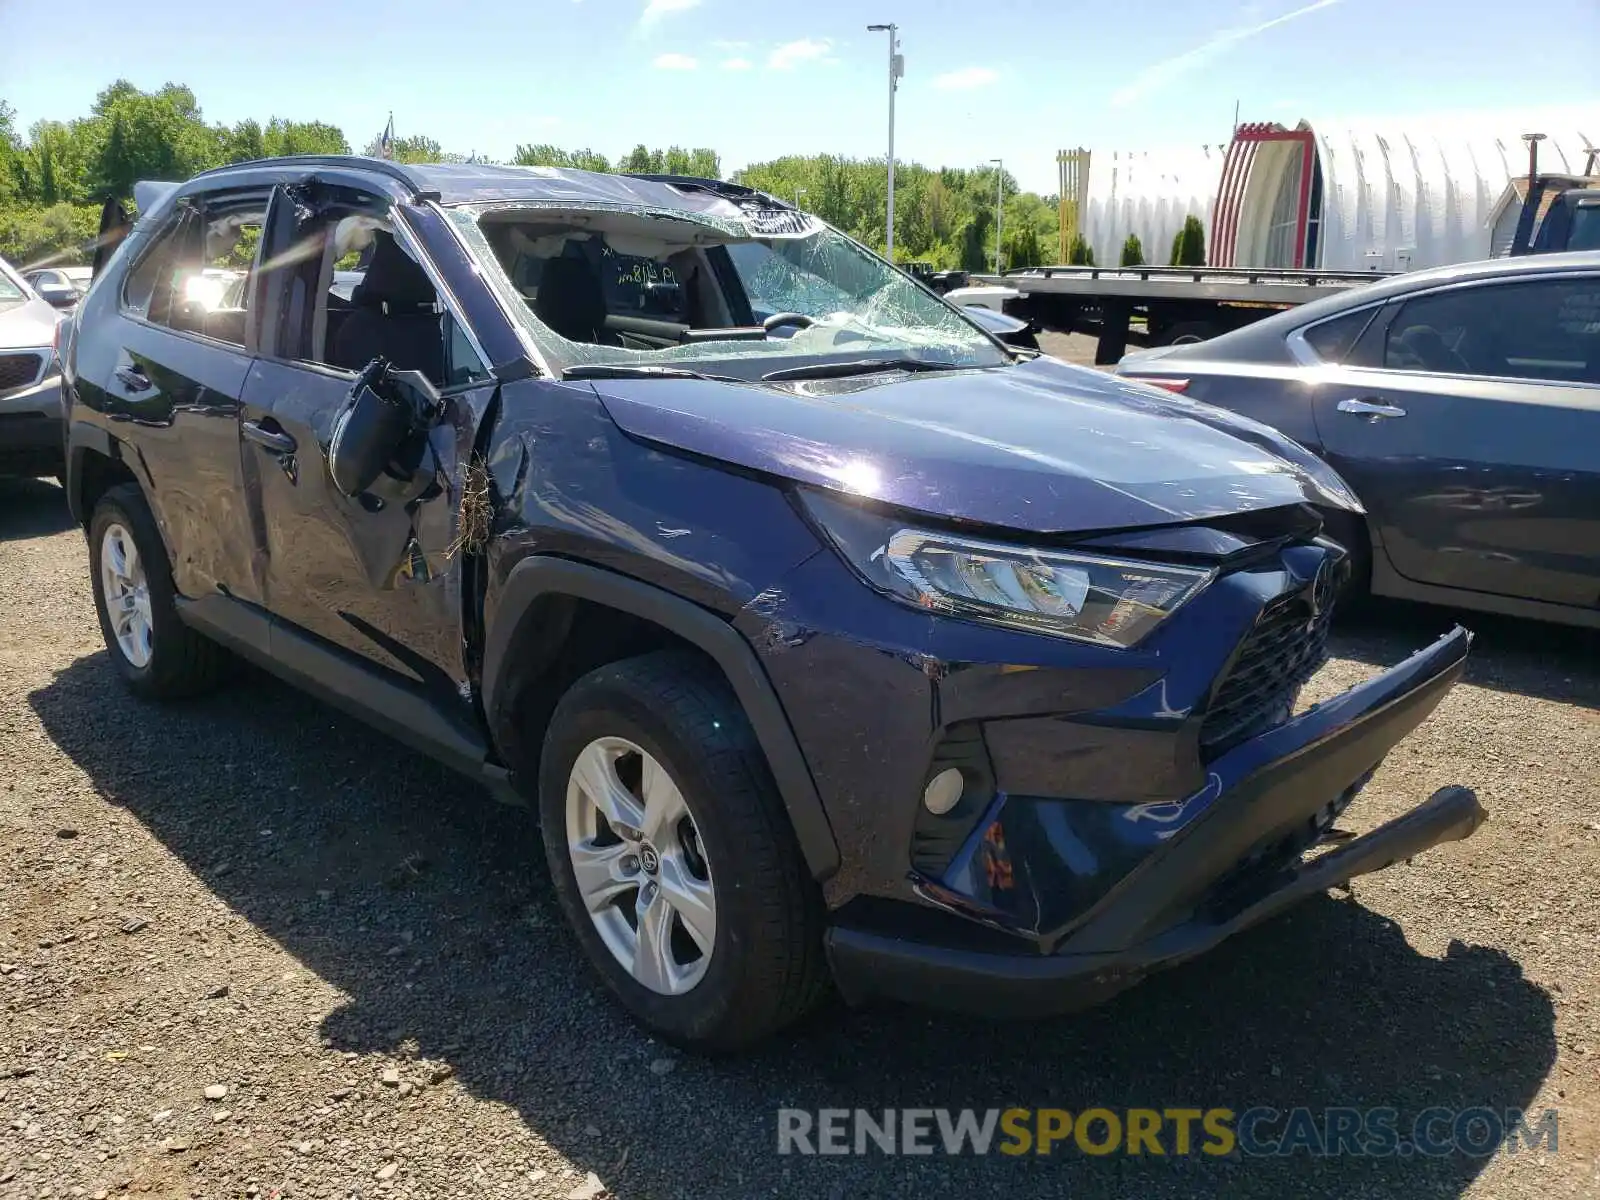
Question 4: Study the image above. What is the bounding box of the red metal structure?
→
[1211,123,1318,268]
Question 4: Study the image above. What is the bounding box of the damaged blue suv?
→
[60,158,1484,1051]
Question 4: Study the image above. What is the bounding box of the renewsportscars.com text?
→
[776,1107,1560,1158]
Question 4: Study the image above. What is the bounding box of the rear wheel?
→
[1156,320,1221,347]
[88,484,229,698]
[538,651,828,1052]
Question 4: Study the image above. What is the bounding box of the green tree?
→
[263,119,348,158]
[1068,233,1096,266]
[1170,215,1206,266]
[1120,234,1145,267]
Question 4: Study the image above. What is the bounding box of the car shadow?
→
[0,476,73,541]
[30,653,1557,1200]
[1333,598,1599,710]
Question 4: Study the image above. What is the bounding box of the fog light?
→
[923,768,965,815]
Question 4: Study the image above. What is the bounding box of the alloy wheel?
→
[565,736,717,995]
[100,522,154,669]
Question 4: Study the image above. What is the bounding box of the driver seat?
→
[331,232,444,382]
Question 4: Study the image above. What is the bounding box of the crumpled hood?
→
[590,356,1360,535]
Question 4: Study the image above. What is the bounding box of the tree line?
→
[0,80,1062,273]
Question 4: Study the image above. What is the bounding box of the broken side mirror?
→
[328,359,441,499]
[37,283,78,309]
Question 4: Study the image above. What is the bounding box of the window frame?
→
[116,186,272,352]
[253,183,494,395]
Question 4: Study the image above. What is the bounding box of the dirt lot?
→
[1,466,1597,1200]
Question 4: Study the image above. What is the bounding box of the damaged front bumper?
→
[824,625,1484,1018]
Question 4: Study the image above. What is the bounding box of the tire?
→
[538,650,828,1052]
[1156,320,1221,347]
[1321,509,1374,611]
[88,483,229,699]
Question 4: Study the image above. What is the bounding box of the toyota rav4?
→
[60,157,1484,1051]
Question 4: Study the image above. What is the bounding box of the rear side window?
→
[121,211,199,324]
[1383,278,1600,384]
[1301,307,1378,364]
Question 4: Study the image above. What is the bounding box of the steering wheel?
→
[762,312,816,332]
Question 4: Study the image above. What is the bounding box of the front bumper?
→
[824,625,1480,1018]
[0,373,65,477]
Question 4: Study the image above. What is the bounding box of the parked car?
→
[0,255,65,479]
[960,300,1040,349]
[22,265,93,310]
[1117,252,1600,629]
[62,156,1482,1051]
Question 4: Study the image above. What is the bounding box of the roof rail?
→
[187,154,424,197]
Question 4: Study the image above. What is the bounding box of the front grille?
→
[1199,583,1334,759]
[0,352,45,393]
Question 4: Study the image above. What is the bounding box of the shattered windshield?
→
[448,202,1008,375]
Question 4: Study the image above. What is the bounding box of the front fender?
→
[481,556,840,881]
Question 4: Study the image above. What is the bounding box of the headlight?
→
[802,491,1213,648]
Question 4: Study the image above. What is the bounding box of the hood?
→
[589,356,1361,535]
[0,296,63,351]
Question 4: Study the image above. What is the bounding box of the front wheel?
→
[538,651,828,1052]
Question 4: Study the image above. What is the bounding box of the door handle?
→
[1337,397,1407,419]
[114,364,152,393]
[242,419,297,455]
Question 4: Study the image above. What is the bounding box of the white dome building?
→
[1062,106,1596,272]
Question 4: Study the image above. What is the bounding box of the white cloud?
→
[768,38,832,69]
[1112,0,1341,107]
[653,52,699,70]
[722,57,752,71]
[933,66,998,91]
[639,0,699,27]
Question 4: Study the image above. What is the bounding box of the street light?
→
[990,157,1004,273]
[867,23,903,261]
[794,186,807,209]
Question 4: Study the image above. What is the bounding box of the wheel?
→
[88,483,229,698]
[1157,320,1220,347]
[538,651,828,1052]
[1321,509,1373,611]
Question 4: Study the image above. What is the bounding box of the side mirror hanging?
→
[327,359,441,499]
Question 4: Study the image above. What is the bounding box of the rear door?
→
[240,187,496,700]
[1312,272,1600,608]
[73,188,270,605]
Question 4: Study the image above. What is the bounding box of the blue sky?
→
[2,0,1596,193]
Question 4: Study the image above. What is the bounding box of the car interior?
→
[480,212,761,352]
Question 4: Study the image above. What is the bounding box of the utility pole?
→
[867,23,903,260]
[990,158,1004,272]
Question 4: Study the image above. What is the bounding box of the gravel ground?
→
[1,465,1597,1200]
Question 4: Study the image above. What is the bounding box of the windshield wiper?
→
[760,358,970,383]
[562,363,739,382]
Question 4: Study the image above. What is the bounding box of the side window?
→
[121,210,201,324]
[270,198,452,389]
[1301,307,1378,364]
[120,196,264,346]
[167,198,265,346]
[445,315,491,386]
[1384,278,1600,384]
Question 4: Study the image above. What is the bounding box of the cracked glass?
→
[447,202,1009,377]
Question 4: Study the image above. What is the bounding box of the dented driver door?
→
[238,185,491,702]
